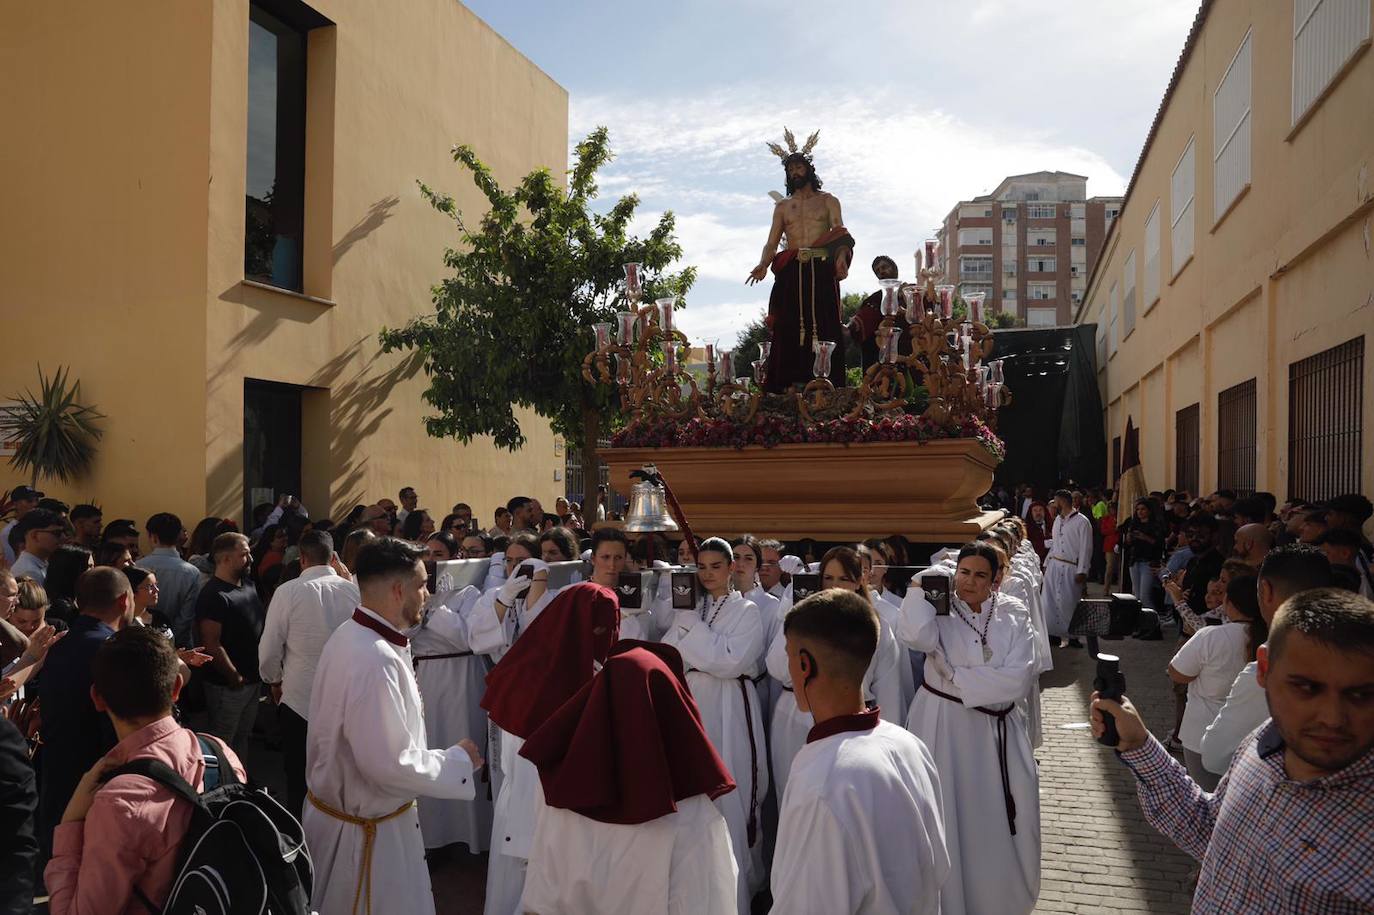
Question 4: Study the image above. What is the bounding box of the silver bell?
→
[623,464,680,533]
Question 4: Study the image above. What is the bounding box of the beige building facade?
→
[2,0,569,535]
[1078,0,1373,504]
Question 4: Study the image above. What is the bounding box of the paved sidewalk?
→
[1032,632,1199,914]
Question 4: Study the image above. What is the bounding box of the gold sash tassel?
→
[307,791,415,915]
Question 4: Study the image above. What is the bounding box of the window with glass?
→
[1027,256,1056,273]
[245,5,308,291]
[1027,204,1057,219]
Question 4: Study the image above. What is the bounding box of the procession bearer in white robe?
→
[586,527,656,641]
[771,587,949,914]
[897,542,1041,915]
[660,537,769,914]
[519,641,739,915]
[478,583,621,915]
[731,535,783,727]
[408,569,491,853]
[766,546,907,799]
[304,537,483,915]
[1040,489,1093,645]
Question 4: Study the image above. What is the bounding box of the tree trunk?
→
[581,404,604,523]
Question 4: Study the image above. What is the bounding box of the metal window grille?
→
[1287,336,1364,501]
[564,438,613,505]
[1217,378,1258,496]
[1176,404,1201,496]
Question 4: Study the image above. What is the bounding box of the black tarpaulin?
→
[987,324,1106,488]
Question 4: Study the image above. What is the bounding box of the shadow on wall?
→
[333,195,399,265]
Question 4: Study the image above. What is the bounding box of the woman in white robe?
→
[659,538,768,915]
[897,542,1041,915]
[408,580,493,852]
[767,546,907,799]
[730,535,783,729]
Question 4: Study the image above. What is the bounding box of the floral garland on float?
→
[585,251,1010,461]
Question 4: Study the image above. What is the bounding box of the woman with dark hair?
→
[122,566,174,639]
[1167,574,1262,791]
[426,530,461,562]
[896,541,1040,915]
[44,544,93,623]
[252,523,287,579]
[659,536,769,911]
[1119,499,1167,610]
[400,509,435,543]
[765,546,906,798]
[92,541,133,570]
[187,517,223,561]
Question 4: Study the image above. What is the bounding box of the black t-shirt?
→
[195,577,264,685]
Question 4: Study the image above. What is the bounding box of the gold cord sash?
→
[307,791,415,915]
[796,247,828,345]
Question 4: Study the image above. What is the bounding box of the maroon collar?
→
[806,707,880,744]
[351,608,408,648]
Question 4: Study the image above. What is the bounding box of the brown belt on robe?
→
[736,675,761,848]
[307,791,415,915]
[920,681,1019,836]
[411,650,473,671]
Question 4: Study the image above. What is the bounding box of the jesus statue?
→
[746,128,855,392]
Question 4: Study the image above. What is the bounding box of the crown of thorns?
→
[766,127,820,163]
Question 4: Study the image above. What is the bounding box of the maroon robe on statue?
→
[765,227,854,392]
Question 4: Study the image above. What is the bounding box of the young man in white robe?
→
[660,537,769,914]
[731,536,783,728]
[766,546,907,799]
[408,574,492,853]
[1040,488,1093,647]
[897,541,1041,915]
[771,587,949,914]
[303,536,483,915]
[519,640,739,915]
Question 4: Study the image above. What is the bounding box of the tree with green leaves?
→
[0,365,104,487]
[379,128,695,517]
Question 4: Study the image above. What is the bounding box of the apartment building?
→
[939,171,1122,327]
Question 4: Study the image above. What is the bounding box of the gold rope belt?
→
[307,791,415,915]
[796,247,828,345]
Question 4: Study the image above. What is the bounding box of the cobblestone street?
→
[1033,632,1199,914]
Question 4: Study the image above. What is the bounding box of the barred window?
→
[1217,379,1257,496]
[1176,404,1201,496]
[1288,337,1363,501]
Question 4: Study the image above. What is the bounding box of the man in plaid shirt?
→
[1092,588,1374,913]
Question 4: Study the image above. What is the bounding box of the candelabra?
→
[583,258,1009,433]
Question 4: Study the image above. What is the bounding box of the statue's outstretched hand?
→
[747,264,768,285]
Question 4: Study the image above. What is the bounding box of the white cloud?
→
[573,88,1128,345]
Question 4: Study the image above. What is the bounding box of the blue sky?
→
[463,0,1201,347]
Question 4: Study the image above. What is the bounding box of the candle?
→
[616,311,636,345]
[915,248,924,275]
[623,262,643,301]
[660,339,678,372]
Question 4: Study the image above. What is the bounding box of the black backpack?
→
[104,732,313,915]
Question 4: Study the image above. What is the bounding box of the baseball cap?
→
[10,485,44,502]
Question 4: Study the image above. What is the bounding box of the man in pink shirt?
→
[44,627,247,914]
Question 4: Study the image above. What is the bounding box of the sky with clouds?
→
[463,0,1201,348]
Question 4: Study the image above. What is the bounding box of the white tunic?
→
[407,586,493,852]
[770,719,949,915]
[520,794,738,915]
[1040,510,1093,636]
[897,589,1041,915]
[303,607,476,915]
[468,585,561,915]
[743,584,784,730]
[764,608,907,799]
[660,592,769,913]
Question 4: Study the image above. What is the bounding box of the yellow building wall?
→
[2,0,570,537]
[0,3,215,525]
[1086,0,1374,502]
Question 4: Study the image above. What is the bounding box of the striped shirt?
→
[1119,724,1374,913]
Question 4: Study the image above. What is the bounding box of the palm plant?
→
[0,366,104,486]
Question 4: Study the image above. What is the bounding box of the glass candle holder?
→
[614,352,632,384]
[616,311,637,345]
[655,296,677,334]
[758,341,771,362]
[965,292,986,324]
[660,339,678,372]
[716,349,733,379]
[992,359,1005,384]
[623,263,643,301]
[592,322,612,350]
[901,285,921,322]
[752,359,768,385]
[936,285,955,319]
[879,278,902,317]
[877,326,901,364]
[812,339,836,378]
